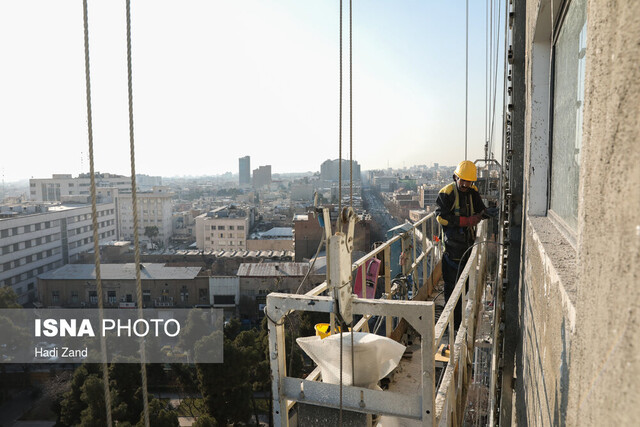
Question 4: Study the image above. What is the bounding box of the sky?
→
[0,0,505,183]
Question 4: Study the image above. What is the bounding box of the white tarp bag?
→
[297,331,406,389]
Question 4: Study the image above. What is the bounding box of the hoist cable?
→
[81,1,113,424]
[349,0,353,208]
[488,0,504,159]
[464,0,469,160]
[124,1,151,425]
[485,0,489,151]
[338,0,343,214]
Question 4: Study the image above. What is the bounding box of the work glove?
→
[459,214,482,227]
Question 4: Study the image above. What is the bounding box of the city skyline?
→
[0,1,504,183]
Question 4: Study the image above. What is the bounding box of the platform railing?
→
[267,215,489,426]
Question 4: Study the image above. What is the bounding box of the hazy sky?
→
[0,0,505,182]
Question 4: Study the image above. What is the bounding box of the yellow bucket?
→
[315,323,339,339]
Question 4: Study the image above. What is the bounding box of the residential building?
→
[418,184,439,209]
[116,186,174,247]
[252,165,272,188]
[0,201,117,303]
[239,156,251,186]
[372,175,398,192]
[195,206,251,251]
[29,173,161,202]
[37,263,207,308]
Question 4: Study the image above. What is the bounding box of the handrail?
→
[268,212,490,426]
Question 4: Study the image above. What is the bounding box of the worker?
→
[436,160,488,331]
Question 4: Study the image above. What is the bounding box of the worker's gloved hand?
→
[482,207,500,219]
[459,214,482,227]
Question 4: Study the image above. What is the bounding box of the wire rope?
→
[349,0,353,208]
[124,1,150,425]
[465,0,469,160]
[338,0,343,214]
[81,1,113,424]
[488,0,503,159]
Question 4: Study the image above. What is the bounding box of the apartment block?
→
[29,173,161,202]
[252,165,272,188]
[0,202,117,304]
[117,186,174,247]
[195,206,251,252]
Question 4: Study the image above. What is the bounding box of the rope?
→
[465,0,469,160]
[81,1,113,424]
[125,1,150,425]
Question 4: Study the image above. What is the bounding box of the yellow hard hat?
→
[454,160,477,181]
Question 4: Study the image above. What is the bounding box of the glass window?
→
[89,291,98,304]
[52,290,60,303]
[550,0,587,231]
[108,291,117,304]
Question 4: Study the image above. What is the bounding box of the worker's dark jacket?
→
[435,182,486,261]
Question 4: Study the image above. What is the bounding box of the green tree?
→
[196,334,252,426]
[192,414,217,427]
[0,286,21,308]
[79,376,107,427]
[144,226,159,243]
[137,399,179,427]
[58,365,100,426]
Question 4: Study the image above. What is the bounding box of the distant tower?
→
[239,156,251,185]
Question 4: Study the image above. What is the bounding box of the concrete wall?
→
[517,0,640,425]
[567,1,640,425]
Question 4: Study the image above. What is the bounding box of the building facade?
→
[239,156,251,186]
[29,173,161,202]
[0,202,117,303]
[320,159,361,183]
[37,263,206,308]
[506,0,640,425]
[116,186,174,247]
[252,165,272,188]
[195,206,251,252]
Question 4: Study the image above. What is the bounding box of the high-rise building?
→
[252,165,272,188]
[320,159,361,183]
[239,156,251,185]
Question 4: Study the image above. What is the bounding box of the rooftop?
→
[38,263,202,281]
[237,262,312,277]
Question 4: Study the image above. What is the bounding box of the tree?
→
[192,414,217,427]
[137,399,179,427]
[144,226,159,243]
[196,334,252,426]
[0,286,21,308]
[79,376,107,427]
